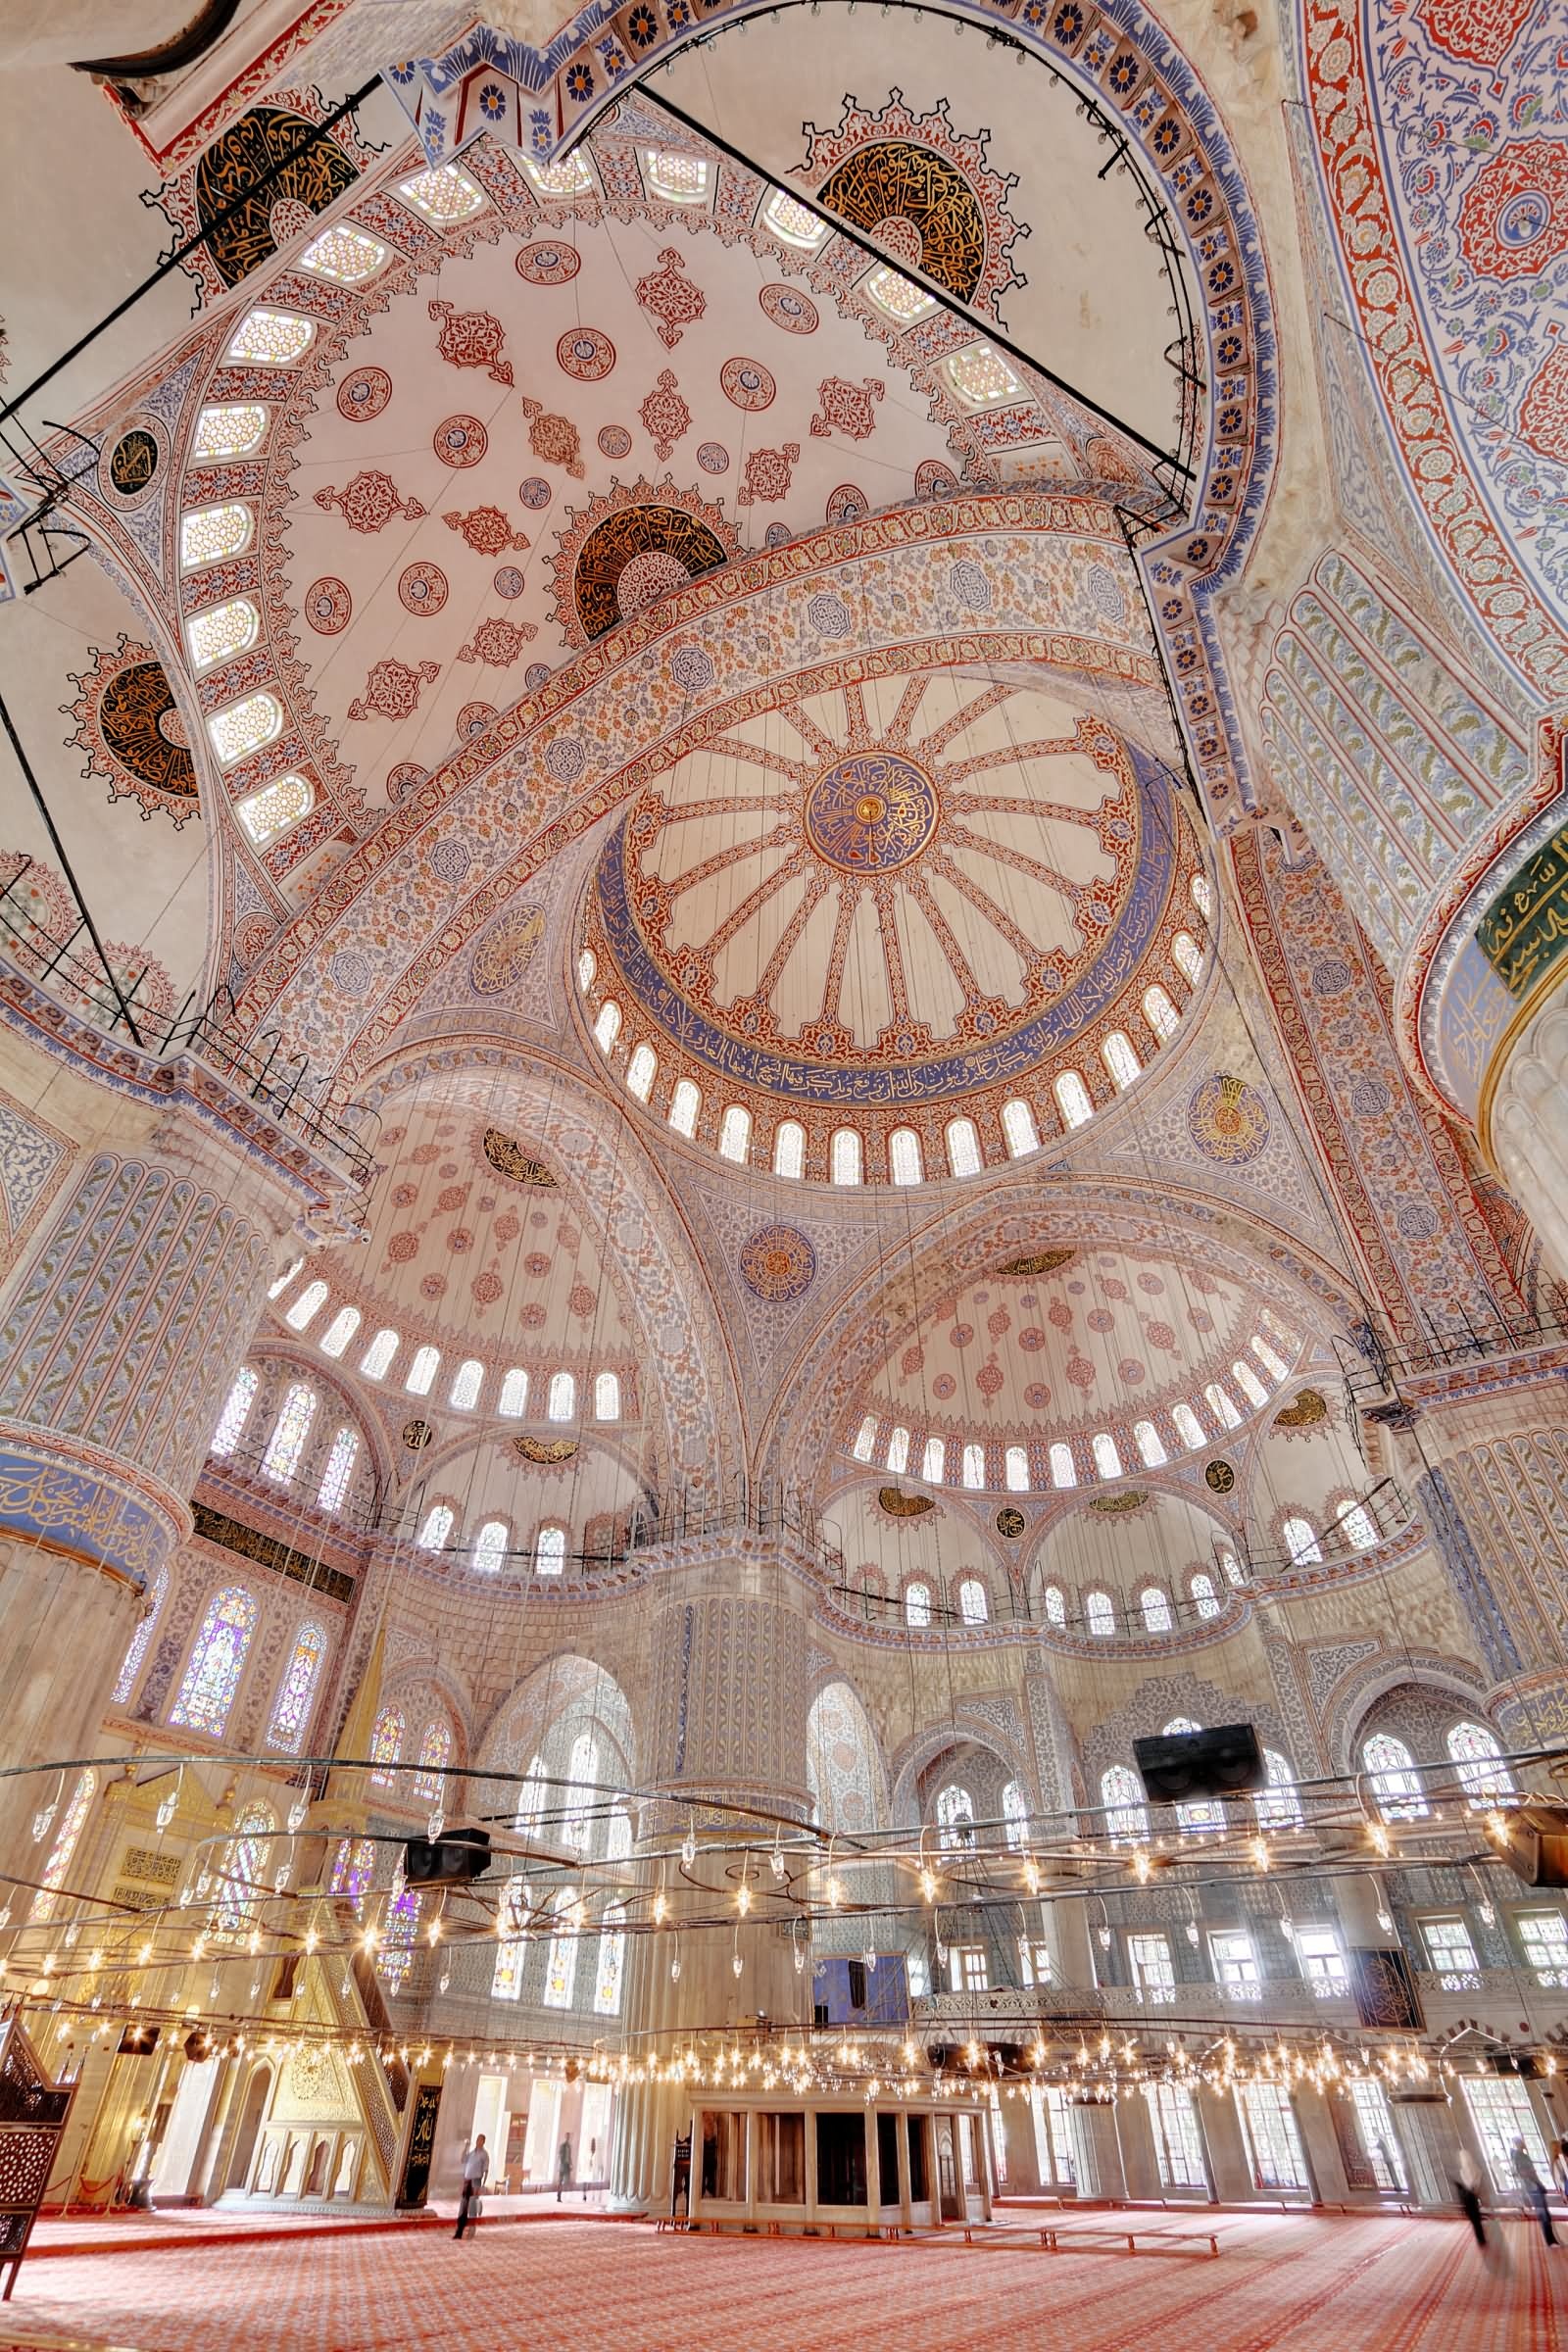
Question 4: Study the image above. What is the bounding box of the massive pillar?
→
[0,994,355,1886]
[610,1544,812,2210]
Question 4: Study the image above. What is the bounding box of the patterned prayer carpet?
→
[1,2211,1560,2352]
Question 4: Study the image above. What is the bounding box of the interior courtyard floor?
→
[1,2210,1559,2352]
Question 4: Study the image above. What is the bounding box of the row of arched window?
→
[411,1506,572,1577]
[113,1576,331,1753]
[897,1557,1249,1635]
[209,1369,362,1510]
[1362,1725,1514,1815]
[1099,1735,1303,1841]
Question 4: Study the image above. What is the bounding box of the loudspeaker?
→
[118,2023,161,2054]
[1494,1805,1568,1888]
[1489,2051,1542,2079]
[403,1825,491,1887]
[1134,1722,1264,1802]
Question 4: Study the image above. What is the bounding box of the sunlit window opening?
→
[195,404,269,459]
[762,185,828,247]
[1231,1358,1268,1409]
[577,949,597,993]
[718,1103,752,1162]
[1141,1587,1172,1634]
[1204,1381,1242,1431]
[549,1370,576,1422]
[1044,1584,1066,1628]
[181,503,252,569]
[946,1116,982,1177]
[536,1524,567,1577]
[1447,1721,1514,1805]
[263,1384,316,1481]
[1102,1764,1147,1840]
[1171,1401,1205,1450]
[1049,1441,1076,1490]
[595,1370,621,1422]
[643,148,710,204]
[905,1580,932,1629]
[946,342,1024,407]
[225,309,315,366]
[398,164,486,221]
[319,1305,360,1358]
[361,1327,399,1380]
[1054,1070,1094,1130]
[1282,1514,1321,1566]
[625,1044,657,1102]
[472,1520,510,1574]
[209,691,283,765]
[1362,1732,1429,1820]
[237,774,313,847]
[958,1576,988,1626]
[831,1127,863,1185]
[774,1119,805,1178]
[852,1415,878,1462]
[594,1001,621,1054]
[1253,1749,1303,1831]
[187,597,260,672]
[922,1436,946,1485]
[1172,930,1202,984]
[1001,1099,1040,1156]
[317,1428,358,1513]
[284,1277,329,1331]
[298,224,388,283]
[863,263,937,320]
[416,1503,455,1551]
[449,1357,483,1410]
[523,153,594,197]
[886,1425,909,1475]
[1142,983,1179,1042]
[1251,1333,1291,1381]
[499,1367,528,1418]
[405,1345,439,1396]
[961,1441,985,1490]
[211,1367,258,1457]
[1102,1031,1141,1091]
[668,1079,701,1138]
[1192,1572,1221,1620]
[1092,1431,1122,1479]
[1133,1418,1166,1468]
[1191,872,1214,921]
[1086,1590,1115,1638]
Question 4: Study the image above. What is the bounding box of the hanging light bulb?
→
[681,1816,697,1868]
[1479,1897,1496,1928]
[250,1979,263,2002]
[670,1953,682,1983]
[273,1863,291,1894]
[770,1840,786,1882]
[64,1921,80,1949]
[439,1969,452,1995]
[736,1882,752,1918]
[793,1941,805,1975]
[0,1903,12,1935]
[156,1790,178,1833]
[732,1950,743,1979]
[1186,1921,1200,1947]
[30,1800,57,1845]
[1098,1924,1112,1949]
[287,1797,309,1835]
[863,1944,877,1973]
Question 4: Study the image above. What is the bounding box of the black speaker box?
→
[1134,1722,1264,1802]
[403,1826,491,1886]
[1494,1805,1568,1888]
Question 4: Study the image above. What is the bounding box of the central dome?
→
[802,751,941,874]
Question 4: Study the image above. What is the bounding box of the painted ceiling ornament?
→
[634,247,707,349]
[1455,138,1568,283]
[759,283,818,336]
[879,1487,936,1519]
[738,1223,817,1301]
[800,89,1027,314]
[545,477,739,647]
[402,1419,433,1452]
[104,423,163,504]
[458,614,539,666]
[428,298,514,384]
[337,366,392,423]
[736,443,801,507]
[1186,1073,1271,1164]
[314,470,426,533]
[557,327,615,383]
[1412,0,1536,68]
[515,240,581,285]
[470,905,545,995]
[1089,1490,1149,1515]
[347,658,440,721]
[804,752,940,874]
[1274,1388,1328,1431]
[995,1506,1026,1540]
[719,357,775,413]
[444,505,530,558]
[303,576,352,634]
[810,376,885,443]
[1203,1459,1237,1495]
[996,1250,1077,1277]
[1519,348,1568,465]
[152,96,366,304]
[482,1126,557,1185]
[826,484,869,524]
[639,368,691,463]
[397,563,448,617]
[519,396,586,478]
[433,415,487,467]
[63,637,199,827]
[513,1436,578,1465]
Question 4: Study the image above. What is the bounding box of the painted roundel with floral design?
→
[739,1223,817,1301]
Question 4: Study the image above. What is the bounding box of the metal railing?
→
[1337,1310,1568,1405]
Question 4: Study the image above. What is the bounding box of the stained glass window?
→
[405,1345,439,1396]
[416,1503,454,1551]
[594,1901,627,2014]
[492,1877,529,1998]
[1005,1445,1029,1492]
[774,1120,805,1178]
[1044,1584,1066,1628]
[187,597,260,671]
[936,1785,976,1850]
[266,1621,327,1753]
[1086,1590,1115,1638]
[361,1327,399,1379]
[1221,1547,1246,1587]
[450,1357,483,1410]
[472,1520,510,1574]
[643,148,710,204]
[1141,1587,1172,1633]
[886,1426,909,1474]
[237,774,312,846]
[535,1525,566,1576]
[594,1001,620,1053]
[298,223,388,283]
[1192,1572,1221,1621]
[564,1732,600,1852]
[853,1416,878,1462]
[1134,1419,1167,1467]
[548,1371,575,1422]
[493,1367,527,1420]
[1054,1070,1094,1130]
[180,503,252,569]
[922,1436,946,1485]
[890,1127,923,1184]
[595,1371,621,1422]
[1102,1764,1148,1842]
[398,165,485,221]
[864,264,936,320]
[962,1442,985,1488]
[523,153,594,197]
[1172,930,1202,985]
[1171,1401,1204,1450]
[1102,1031,1140,1091]
[113,1563,168,1704]
[318,1306,360,1358]
[379,1876,422,1992]
[626,1044,657,1102]
[718,1104,751,1162]
[225,309,315,366]
[1191,872,1214,922]
[1253,1747,1303,1831]
[946,1116,982,1177]
[1336,1501,1378,1551]
[215,1803,273,1932]
[668,1079,701,1137]
[958,1576,988,1626]
[211,1367,257,1457]
[369,1706,405,1788]
[330,1835,374,1912]
[318,1428,358,1513]
[1002,1099,1039,1156]
[762,186,827,247]
[263,1383,317,1482]
[285,1279,329,1331]
[543,1888,581,2007]
[1282,1515,1321,1566]
[30,1770,95,1921]
[268,1256,304,1298]
[171,1587,257,1735]
[831,1128,862,1185]
[1049,1441,1076,1489]
[194,404,268,459]
[905,1581,932,1629]
[209,690,283,765]
[577,949,597,993]
[1092,1432,1123,1479]
[1204,1382,1242,1432]
[1143,984,1179,1042]
[414,1719,454,1802]
[1232,1358,1268,1409]
[1447,1721,1514,1805]
[515,1757,549,1833]
[1363,1732,1429,1820]
[946,343,1023,407]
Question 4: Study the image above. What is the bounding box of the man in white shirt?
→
[454,2133,488,2239]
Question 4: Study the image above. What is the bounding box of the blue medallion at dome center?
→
[804,753,939,873]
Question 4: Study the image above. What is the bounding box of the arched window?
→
[1102,1031,1140,1091]
[936,1785,976,1850]
[1102,1764,1148,1843]
[499,1367,528,1417]
[1253,1749,1304,1832]
[890,1127,923,1185]
[113,1563,169,1704]
[209,691,283,766]
[1050,1442,1076,1490]
[195,405,269,460]
[1044,1584,1066,1628]
[30,1770,95,1922]
[543,1887,581,2008]
[1001,1099,1040,1157]
[763,183,828,247]
[1191,1572,1221,1621]
[1282,1516,1321,1566]
[1141,1587,1172,1634]
[852,1416,878,1462]
[1165,1717,1224,1833]
[1231,1359,1268,1409]
[211,1368,258,1457]
[718,1104,752,1163]
[1362,1732,1429,1820]
[299,222,389,283]
[263,1383,317,1482]
[378,1877,422,1994]
[319,1305,361,1358]
[1336,1501,1378,1551]
[317,1428,359,1513]
[1171,1401,1204,1450]
[360,1327,399,1379]
[594,1901,628,2015]
[564,1732,601,1852]
[1142,984,1179,1043]
[1220,1547,1246,1588]
[181,502,253,568]
[1251,1334,1291,1381]
[1133,1418,1167,1468]
[958,1576,989,1626]
[224,309,314,367]
[1204,1381,1242,1432]
[237,775,312,847]
[284,1278,329,1331]
[1005,1445,1030,1493]
[472,1520,510,1574]
[946,1117,982,1177]
[416,1503,454,1551]
[1172,930,1202,984]
[594,1371,621,1422]
[593,1001,621,1054]
[449,1358,483,1410]
[607,1806,633,1861]
[492,1877,529,2001]
[922,1436,946,1485]
[886,1426,910,1475]
[514,1755,548,1833]
[414,1719,454,1803]
[548,1370,576,1422]
[266,1621,327,1754]
[171,1588,258,1736]
[331,1836,375,1912]
[405,1346,439,1396]
[215,1803,274,1933]
[1447,1722,1515,1806]
[1086,1590,1115,1638]
[577,949,597,993]
[905,1581,932,1630]
[774,1119,805,1179]
[1054,1070,1094,1130]
[625,1044,657,1102]
[369,1706,405,1788]
[962,1442,985,1489]
[1092,1432,1122,1480]
[668,1079,701,1138]
[1002,1781,1029,1849]
[1191,872,1214,923]
[535,1524,566,1576]
[643,147,710,204]
[831,1128,863,1185]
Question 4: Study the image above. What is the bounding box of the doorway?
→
[229,2068,272,2193]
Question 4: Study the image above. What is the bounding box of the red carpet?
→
[1,2212,1559,2351]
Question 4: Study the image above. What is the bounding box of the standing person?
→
[454,2133,488,2240]
[557,2133,572,2203]
[1453,2145,1488,2249]
[585,2135,596,2201]
[1510,2137,1557,2246]
[1551,2137,1568,2200]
